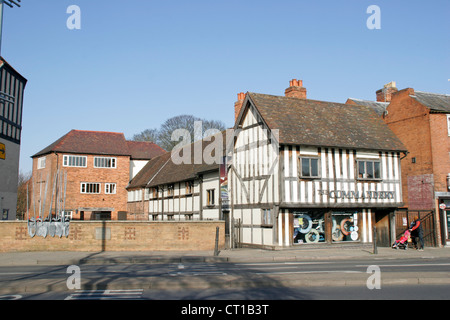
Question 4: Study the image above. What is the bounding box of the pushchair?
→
[392,229,411,250]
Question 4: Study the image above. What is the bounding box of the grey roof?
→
[346,98,389,116]
[411,91,450,113]
[127,130,229,189]
[242,92,407,152]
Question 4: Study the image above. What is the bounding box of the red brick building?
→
[30,130,165,220]
[347,83,450,246]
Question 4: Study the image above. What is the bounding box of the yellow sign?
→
[0,143,5,160]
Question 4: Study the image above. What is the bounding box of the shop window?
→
[357,160,381,180]
[293,211,325,244]
[332,212,359,242]
[299,157,320,178]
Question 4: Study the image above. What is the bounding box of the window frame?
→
[206,189,215,206]
[356,159,382,180]
[167,184,175,197]
[63,155,87,168]
[261,208,273,227]
[299,156,321,179]
[104,183,117,194]
[94,156,117,169]
[80,182,101,194]
[37,156,46,169]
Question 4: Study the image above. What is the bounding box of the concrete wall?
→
[0,220,225,252]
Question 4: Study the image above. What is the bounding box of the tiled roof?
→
[346,98,389,116]
[127,130,228,189]
[32,130,165,159]
[126,140,166,160]
[411,91,450,113]
[244,93,406,152]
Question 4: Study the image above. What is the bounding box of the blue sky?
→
[2,0,449,173]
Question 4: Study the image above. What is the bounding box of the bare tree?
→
[131,115,226,151]
[16,171,31,220]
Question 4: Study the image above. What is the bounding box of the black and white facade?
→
[229,88,406,248]
[0,58,27,220]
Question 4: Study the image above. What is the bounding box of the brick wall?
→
[429,113,450,193]
[31,153,130,220]
[384,89,434,209]
[0,221,225,252]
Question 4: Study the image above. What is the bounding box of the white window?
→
[447,115,450,136]
[105,183,116,194]
[81,182,101,194]
[64,155,87,167]
[37,156,46,169]
[262,209,272,226]
[207,189,215,206]
[127,189,142,201]
[94,157,116,168]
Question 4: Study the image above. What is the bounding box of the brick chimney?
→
[234,92,246,121]
[376,81,398,102]
[285,79,307,99]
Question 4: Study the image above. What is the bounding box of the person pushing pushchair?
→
[409,216,424,251]
[392,229,411,250]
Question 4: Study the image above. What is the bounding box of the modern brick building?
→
[31,130,165,221]
[347,82,450,246]
[0,57,27,220]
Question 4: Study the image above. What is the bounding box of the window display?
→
[293,211,325,244]
[293,210,359,244]
[332,212,358,242]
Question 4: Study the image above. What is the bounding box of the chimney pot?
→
[285,79,307,99]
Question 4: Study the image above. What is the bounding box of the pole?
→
[0,1,4,57]
[214,226,220,256]
[373,226,378,254]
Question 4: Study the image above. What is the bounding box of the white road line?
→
[356,263,450,267]
[235,262,333,266]
[255,270,364,275]
[65,289,144,300]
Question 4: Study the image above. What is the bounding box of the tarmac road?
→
[0,255,450,297]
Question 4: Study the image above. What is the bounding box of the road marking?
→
[256,270,364,275]
[236,262,333,266]
[65,289,144,300]
[356,263,450,267]
[0,295,22,300]
[0,272,33,275]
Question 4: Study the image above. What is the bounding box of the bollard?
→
[373,226,378,254]
[214,226,220,256]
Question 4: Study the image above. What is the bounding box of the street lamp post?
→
[0,0,22,56]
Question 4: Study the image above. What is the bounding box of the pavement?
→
[0,245,449,266]
[0,246,449,294]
